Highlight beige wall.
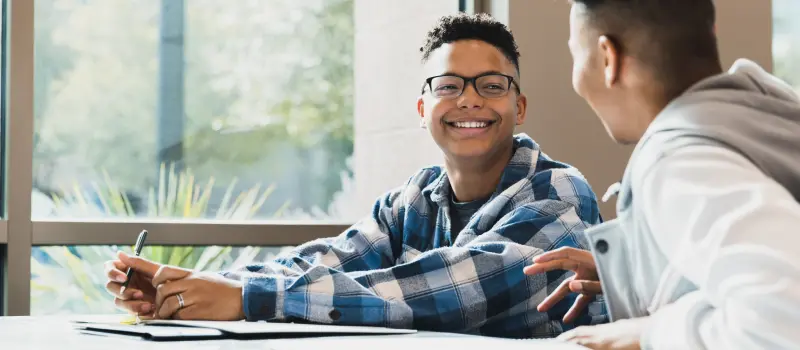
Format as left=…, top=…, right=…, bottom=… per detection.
left=352, top=0, right=773, bottom=219
left=495, top=0, right=773, bottom=218
left=716, top=0, right=773, bottom=70
left=353, top=0, right=458, bottom=211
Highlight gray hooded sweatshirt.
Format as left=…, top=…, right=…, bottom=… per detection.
left=586, top=59, right=800, bottom=349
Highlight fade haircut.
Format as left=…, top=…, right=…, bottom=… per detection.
left=571, top=0, right=721, bottom=96
left=420, top=13, right=521, bottom=74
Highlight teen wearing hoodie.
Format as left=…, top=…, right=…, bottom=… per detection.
left=525, top=1, right=800, bottom=349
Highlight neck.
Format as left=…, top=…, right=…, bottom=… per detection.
left=632, top=64, right=724, bottom=141
left=445, top=139, right=514, bottom=202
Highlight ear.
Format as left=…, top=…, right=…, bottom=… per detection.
left=598, top=35, right=621, bottom=88
left=515, top=93, right=528, bottom=125
left=417, top=95, right=427, bottom=128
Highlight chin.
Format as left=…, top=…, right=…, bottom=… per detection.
left=443, top=141, right=495, bottom=159
left=598, top=116, right=636, bottom=145
left=605, top=127, right=639, bottom=145
left=445, top=147, right=491, bottom=159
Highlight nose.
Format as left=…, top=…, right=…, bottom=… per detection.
left=456, top=83, right=484, bottom=110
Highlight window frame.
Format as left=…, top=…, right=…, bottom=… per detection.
left=0, top=0, right=350, bottom=316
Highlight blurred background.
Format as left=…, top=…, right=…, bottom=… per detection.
left=0, top=0, right=795, bottom=315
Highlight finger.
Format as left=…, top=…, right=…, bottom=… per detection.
left=151, top=265, right=192, bottom=287
left=532, top=247, right=582, bottom=263
left=117, top=251, right=161, bottom=278
left=114, top=297, right=154, bottom=315
left=556, top=328, right=581, bottom=341
left=570, top=280, right=603, bottom=295
left=157, top=292, right=192, bottom=319
left=563, top=293, right=593, bottom=324
left=105, top=280, right=122, bottom=297
left=105, top=280, right=144, bottom=300
left=523, top=259, right=581, bottom=275
left=556, top=326, right=591, bottom=342
left=154, top=280, right=190, bottom=314
left=171, top=305, right=198, bottom=321
left=104, top=260, right=129, bottom=283
left=533, top=247, right=594, bottom=265
left=571, top=337, right=601, bottom=349
left=537, top=276, right=574, bottom=312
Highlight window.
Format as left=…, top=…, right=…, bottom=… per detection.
left=32, top=0, right=359, bottom=222
left=773, top=0, right=800, bottom=93
left=30, top=0, right=357, bottom=315
left=30, top=245, right=291, bottom=315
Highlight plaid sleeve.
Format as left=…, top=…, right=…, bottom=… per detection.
left=241, top=194, right=602, bottom=338
left=221, top=189, right=403, bottom=280
left=464, top=199, right=608, bottom=336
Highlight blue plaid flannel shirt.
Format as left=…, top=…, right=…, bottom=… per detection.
left=222, top=133, right=607, bottom=338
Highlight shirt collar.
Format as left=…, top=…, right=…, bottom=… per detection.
left=425, top=133, right=541, bottom=205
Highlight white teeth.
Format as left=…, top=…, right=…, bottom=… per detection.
left=453, top=121, right=489, bottom=128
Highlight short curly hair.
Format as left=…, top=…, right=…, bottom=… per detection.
left=420, top=13, right=520, bottom=74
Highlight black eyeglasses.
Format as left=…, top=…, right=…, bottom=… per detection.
left=421, top=73, right=520, bottom=99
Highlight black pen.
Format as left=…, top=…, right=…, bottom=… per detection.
left=121, top=229, right=148, bottom=290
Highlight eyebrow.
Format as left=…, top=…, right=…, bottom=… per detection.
left=439, top=70, right=508, bottom=77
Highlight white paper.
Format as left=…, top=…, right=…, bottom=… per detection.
left=268, top=336, right=589, bottom=350
left=142, top=319, right=418, bottom=335
left=70, top=314, right=134, bottom=324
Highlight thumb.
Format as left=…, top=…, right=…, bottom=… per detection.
left=569, top=280, right=603, bottom=294
left=118, top=251, right=161, bottom=278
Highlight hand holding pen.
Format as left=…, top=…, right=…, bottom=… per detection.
left=103, top=230, right=161, bottom=317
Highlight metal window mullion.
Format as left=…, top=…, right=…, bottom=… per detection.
left=4, top=0, right=34, bottom=316
left=459, top=0, right=489, bottom=14
left=31, top=221, right=349, bottom=246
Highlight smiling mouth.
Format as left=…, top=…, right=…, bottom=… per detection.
left=445, top=120, right=497, bottom=128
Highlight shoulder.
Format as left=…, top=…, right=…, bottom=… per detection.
left=374, top=165, right=444, bottom=211
left=537, top=167, right=599, bottom=222
left=406, top=165, right=445, bottom=189
left=512, top=133, right=596, bottom=198
left=504, top=150, right=600, bottom=224
left=641, top=145, right=764, bottom=193
left=527, top=149, right=598, bottom=203
left=630, top=131, right=734, bottom=191
left=508, top=133, right=594, bottom=198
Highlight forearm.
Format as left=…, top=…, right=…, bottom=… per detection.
left=220, top=218, right=396, bottom=280
left=642, top=287, right=800, bottom=350
left=241, top=242, right=585, bottom=337
left=240, top=265, right=414, bottom=327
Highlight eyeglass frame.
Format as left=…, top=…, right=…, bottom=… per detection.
left=420, top=72, right=522, bottom=98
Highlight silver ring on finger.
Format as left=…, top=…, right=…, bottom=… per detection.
left=176, top=293, right=185, bottom=309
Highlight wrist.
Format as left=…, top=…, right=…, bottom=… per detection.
left=236, top=284, right=246, bottom=320
left=241, top=277, right=280, bottom=321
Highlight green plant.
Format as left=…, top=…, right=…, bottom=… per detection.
left=31, top=163, right=293, bottom=315
left=49, top=163, right=291, bottom=219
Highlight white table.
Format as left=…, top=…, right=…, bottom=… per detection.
left=0, top=316, right=587, bottom=350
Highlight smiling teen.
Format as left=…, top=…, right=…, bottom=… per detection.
left=104, top=13, right=605, bottom=338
